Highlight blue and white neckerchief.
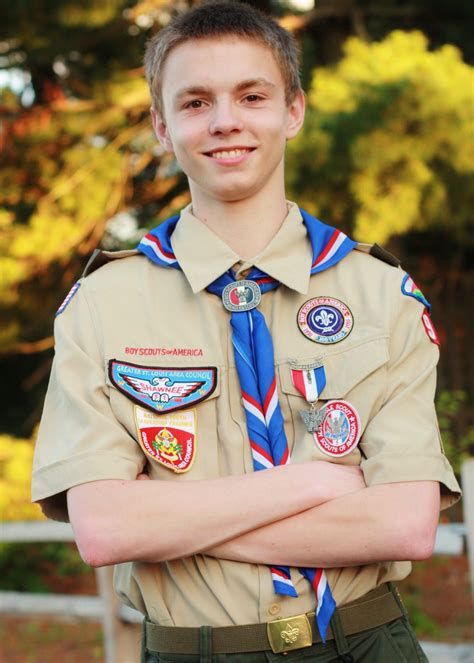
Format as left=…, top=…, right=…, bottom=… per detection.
left=137, top=208, right=356, bottom=641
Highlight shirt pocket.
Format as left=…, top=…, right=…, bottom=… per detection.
left=106, top=361, right=222, bottom=480
left=277, top=337, right=389, bottom=464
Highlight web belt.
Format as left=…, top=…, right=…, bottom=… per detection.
left=144, top=582, right=406, bottom=656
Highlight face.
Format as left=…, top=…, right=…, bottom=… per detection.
left=152, top=37, right=305, bottom=208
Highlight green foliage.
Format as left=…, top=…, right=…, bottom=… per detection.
left=0, top=542, right=89, bottom=592
left=436, top=390, right=474, bottom=474
left=286, top=31, right=474, bottom=244
left=402, top=587, right=441, bottom=638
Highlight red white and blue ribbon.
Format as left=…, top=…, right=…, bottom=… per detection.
left=137, top=209, right=355, bottom=641
left=291, top=363, right=326, bottom=404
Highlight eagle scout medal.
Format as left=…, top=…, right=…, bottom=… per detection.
left=109, top=360, right=217, bottom=414
left=313, top=400, right=361, bottom=458
left=297, top=297, right=353, bottom=344
left=301, top=407, right=325, bottom=434
left=134, top=406, right=196, bottom=472
left=222, top=280, right=261, bottom=312
left=289, top=359, right=327, bottom=433
left=421, top=309, right=440, bottom=346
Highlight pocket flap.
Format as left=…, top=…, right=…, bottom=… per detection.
left=279, top=337, right=388, bottom=399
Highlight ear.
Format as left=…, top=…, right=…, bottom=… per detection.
left=285, top=89, right=306, bottom=140
left=150, top=107, right=174, bottom=153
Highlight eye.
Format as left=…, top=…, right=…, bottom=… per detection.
left=244, top=94, right=263, bottom=103
left=184, top=99, right=204, bottom=109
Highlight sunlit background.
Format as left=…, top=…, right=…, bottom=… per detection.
left=1, top=1, right=473, bottom=660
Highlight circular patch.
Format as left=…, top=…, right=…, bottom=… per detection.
left=313, top=400, right=361, bottom=457
left=297, top=297, right=353, bottom=344
left=222, top=280, right=261, bottom=312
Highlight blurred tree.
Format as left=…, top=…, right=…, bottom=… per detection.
left=286, top=30, right=474, bottom=244
left=0, top=1, right=189, bottom=433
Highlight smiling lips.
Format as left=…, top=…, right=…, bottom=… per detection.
left=205, top=147, right=255, bottom=160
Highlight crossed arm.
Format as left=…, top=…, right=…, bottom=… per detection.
left=66, top=461, right=439, bottom=568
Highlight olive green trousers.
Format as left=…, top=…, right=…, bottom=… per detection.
left=141, top=616, right=428, bottom=663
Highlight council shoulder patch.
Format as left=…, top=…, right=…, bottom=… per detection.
left=313, top=400, right=361, bottom=458
left=297, top=297, right=353, bottom=344
left=401, top=273, right=431, bottom=311
left=56, top=281, right=80, bottom=317
left=109, top=360, right=217, bottom=414
left=134, top=406, right=196, bottom=473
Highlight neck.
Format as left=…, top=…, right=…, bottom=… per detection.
left=189, top=187, right=289, bottom=261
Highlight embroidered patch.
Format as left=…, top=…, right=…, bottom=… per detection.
left=135, top=406, right=196, bottom=472
left=313, top=400, right=361, bottom=458
left=222, top=280, right=261, bottom=312
left=401, top=274, right=431, bottom=311
left=421, top=309, right=440, bottom=346
left=297, top=297, right=353, bottom=344
left=56, top=281, right=80, bottom=316
left=109, top=360, right=217, bottom=414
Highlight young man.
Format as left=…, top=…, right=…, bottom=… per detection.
left=32, top=2, right=460, bottom=661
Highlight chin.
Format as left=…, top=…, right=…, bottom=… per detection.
left=205, top=180, right=266, bottom=203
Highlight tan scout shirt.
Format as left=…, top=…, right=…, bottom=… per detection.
left=32, top=202, right=460, bottom=627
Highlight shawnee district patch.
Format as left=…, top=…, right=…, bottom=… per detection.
left=134, top=406, right=196, bottom=472
left=109, top=360, right=217, bottom=414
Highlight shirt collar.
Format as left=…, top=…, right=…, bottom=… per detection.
left=171, top=202, right=312, bottom=294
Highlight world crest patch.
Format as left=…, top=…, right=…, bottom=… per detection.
left=109, top=360, right=217, bottom=414
left=297, top=296, right=353, bottom=344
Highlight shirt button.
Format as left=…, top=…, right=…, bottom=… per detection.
left=268, top=603, right=280, bottom=616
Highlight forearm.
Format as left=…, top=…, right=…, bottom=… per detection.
left=206, top=481, right=440, bottom=567
left=68, top=461, right=362, bottom=566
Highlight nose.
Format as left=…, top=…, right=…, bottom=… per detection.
left=208, top=98, right=244, bottom=135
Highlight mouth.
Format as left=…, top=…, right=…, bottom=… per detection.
left=204, top=147, right=256, bottom=159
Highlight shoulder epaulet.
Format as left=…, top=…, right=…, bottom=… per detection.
left=355, top=242, right=400, bottom=267
left=82, top=248, right=140, bottom=278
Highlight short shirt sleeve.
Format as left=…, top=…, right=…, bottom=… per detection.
left=360, top=270, right=461, bottom=510
left=31, top=278, right=145, bottom=521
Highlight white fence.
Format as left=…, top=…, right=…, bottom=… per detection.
left=1, top=459, right=473, bottom=662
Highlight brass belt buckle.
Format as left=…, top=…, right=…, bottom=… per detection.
left=267, top=613, right=313, bottom=654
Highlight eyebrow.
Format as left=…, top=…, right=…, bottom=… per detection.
left=173, top=78, right=277, bottom=103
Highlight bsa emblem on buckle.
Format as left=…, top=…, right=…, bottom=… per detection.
left=109, top=360, right=217, bottom=414
left=313, top=400, right=361, bottom=457
left=267, top=614, right=313, bottom=654
left=134, top=406, right=196, bottom=473
left=222, top=280, right=261, bottom=312
left=297, top=297, right=353, bottom=344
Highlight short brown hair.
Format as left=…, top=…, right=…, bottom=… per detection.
left=144, top=0, right=301, bottom=113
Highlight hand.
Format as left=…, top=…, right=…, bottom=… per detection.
left=137, top=472, right=151, bottom=481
